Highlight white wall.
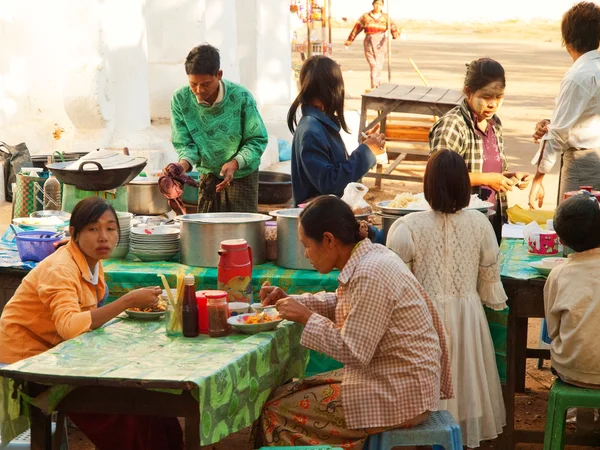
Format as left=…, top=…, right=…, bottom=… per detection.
left=331, top=0, right=576, bottom=22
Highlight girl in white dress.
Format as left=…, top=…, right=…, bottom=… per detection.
left=386, top=149, right=506, bottom=448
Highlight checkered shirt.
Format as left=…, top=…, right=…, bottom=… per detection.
left=295, top=240, right=453, bottom=430
left=429, top=99, right=508, bottom=215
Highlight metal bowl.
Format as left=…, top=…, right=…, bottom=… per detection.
left=258, top=171, right=292, bottom=204
left=47, top=159, right=147, bottom=191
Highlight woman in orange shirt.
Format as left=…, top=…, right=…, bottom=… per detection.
left=0, top=197, right=183, bottom=450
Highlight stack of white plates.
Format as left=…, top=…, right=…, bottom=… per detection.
left=110, top=212, right=133, bottom=259
left=129, top=225, right=180, bottom=262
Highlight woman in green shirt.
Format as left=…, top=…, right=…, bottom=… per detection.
left=170, top=44, right=268, bottom=213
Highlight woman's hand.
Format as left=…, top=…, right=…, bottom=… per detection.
left=363, top=132, right=386, bottom=156
left=345, top=40, right=352, bottom=46
left=483, top=172, right=516, bottom=193
left=503, top=172, right=532, bottom=190
left=275, top=297, right=313, bottom=325
left=533, top=119, right=550, bottom=144
left=260, top=281, right=288, bottom=306
left=125, top=286, right=162, bottom=310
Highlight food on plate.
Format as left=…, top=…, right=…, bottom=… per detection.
left=128, top=303, right=166, bottom=313
left=386, top=193, right=489, bottom=210
left=244, top=312, right=280, bottom=324
left=388, top=192, right=419, bottom=209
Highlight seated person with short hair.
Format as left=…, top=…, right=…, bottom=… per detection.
left=545, top=192, right=600, bottom=388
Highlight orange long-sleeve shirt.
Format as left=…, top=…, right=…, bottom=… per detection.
left=0, top=241, right=105, bottom=364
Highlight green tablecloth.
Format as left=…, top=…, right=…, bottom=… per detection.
left=499, top=238, right=548, bottom=280
left=0, top=317, right=307, bottom=446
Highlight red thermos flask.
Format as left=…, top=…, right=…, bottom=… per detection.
left=217, top=239, right=253, bottom=304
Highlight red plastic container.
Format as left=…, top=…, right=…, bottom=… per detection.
left=195, top=291, right=209, bottom=335
left=217, top=239, right=253, bottom=304
left=563, top=186, right=600, bottom=201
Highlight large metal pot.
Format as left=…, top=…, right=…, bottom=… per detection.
left=380, top=213, right=402, bottom=243
left=270, top=208, right=315, bottom=271
left=127, top=179, right=170, bottom=215
left=178, top=213, right=271, bottom=267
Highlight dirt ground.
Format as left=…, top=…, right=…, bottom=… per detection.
left=1, top=19, right=591, bottom=450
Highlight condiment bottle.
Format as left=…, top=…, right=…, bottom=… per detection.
left=182, top=275, right=198, bottom=337
left=207, top=291, right=230, bottom=337
left=196, top=291, right=209, bottom=335
left=43, top=156, right=61, bottom=210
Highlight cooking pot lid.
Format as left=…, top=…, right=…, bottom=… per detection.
left=64, top=149, right=141, bottom=171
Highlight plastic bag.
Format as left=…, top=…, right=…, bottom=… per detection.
left=341, top=182, right=372, bottom=215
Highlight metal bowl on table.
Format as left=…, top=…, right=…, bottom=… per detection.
left=47, top=159, right=147, bottom=191
left=258, top=171, right=292, bottom=205
left=178, top=213, right=271, bottom=267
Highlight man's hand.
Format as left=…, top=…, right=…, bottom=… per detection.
left=528, top=173, right=546, bottom=209
left=175, top=160, right=191, bottom=173
left=504, top=172, right=533, bottom=190
left=216, top=159, right=239, bottom=192
left=275, top=297, right=313, bottom=325
left=533, top=119, right=550, bottom=144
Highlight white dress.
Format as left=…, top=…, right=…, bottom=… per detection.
left=386, top=210, right=506, bottom=448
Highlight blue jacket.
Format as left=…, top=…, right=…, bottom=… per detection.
left=291, top=105, right=377, bottom=205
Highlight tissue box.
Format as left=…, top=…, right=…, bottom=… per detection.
left=527, top=231, right=559, bottom=255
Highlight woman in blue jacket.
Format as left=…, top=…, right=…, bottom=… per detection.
left=287, top=55, right=386, bottom=206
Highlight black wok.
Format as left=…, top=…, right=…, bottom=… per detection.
left=46, top=159, right=147, bottom=191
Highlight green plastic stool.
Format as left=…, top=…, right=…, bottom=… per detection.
left=543, top=378, right=600, bottom=449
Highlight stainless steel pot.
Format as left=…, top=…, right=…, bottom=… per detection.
left=380, top=213, right=403, bottom=243
left=270, top=208, right=315, bottom=271
left=178, top=213, right=271, bottom=267
left=127, top=179, right=170, bottom=215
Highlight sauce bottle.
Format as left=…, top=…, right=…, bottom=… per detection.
left=182, top=275, right=198, bottom=337
left=207, top=291, right=229, bottom=337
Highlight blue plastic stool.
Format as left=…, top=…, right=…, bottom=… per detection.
left=364, top=410, right=462, bottom=450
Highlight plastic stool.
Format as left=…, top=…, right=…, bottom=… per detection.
left=0, top=422, right=68, bottom=450
left=364, top=410, right=462, bottom=450
left=544, top=379, right=600, bottom=450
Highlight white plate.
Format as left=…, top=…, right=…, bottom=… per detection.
left=377, top=200, right=494, bottom=214
left=227, top=313, right=283, bottom=334
left=131, top=226, right=180, bottom=236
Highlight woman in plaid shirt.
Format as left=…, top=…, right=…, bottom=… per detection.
left=429, top=58, right=532, bottom=242
left=258, top=196, right=452, bottom=449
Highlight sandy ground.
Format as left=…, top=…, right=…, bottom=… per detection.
left=0, top=20, right=588, bottom=449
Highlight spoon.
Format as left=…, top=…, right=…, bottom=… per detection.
left=9, top=224, right=19, bottom=236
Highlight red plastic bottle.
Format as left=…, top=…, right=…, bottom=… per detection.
left=195, top=291, right=209, bottom=335
left=217, top=239, right=253, bottom=304
left=182, top=275, right=198, bottom=337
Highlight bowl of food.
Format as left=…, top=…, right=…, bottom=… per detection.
left=125, top=304, right=166, bottom=321
left=227, top=312, right=283, bottom=334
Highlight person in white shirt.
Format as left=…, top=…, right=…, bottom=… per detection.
left=529, top=1, right=600, bottom=207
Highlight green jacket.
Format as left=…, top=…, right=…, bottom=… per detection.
left=170, top=79, right=268, bottom=178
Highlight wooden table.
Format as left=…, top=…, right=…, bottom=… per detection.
left=358, top=83, right=463, bottom=187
